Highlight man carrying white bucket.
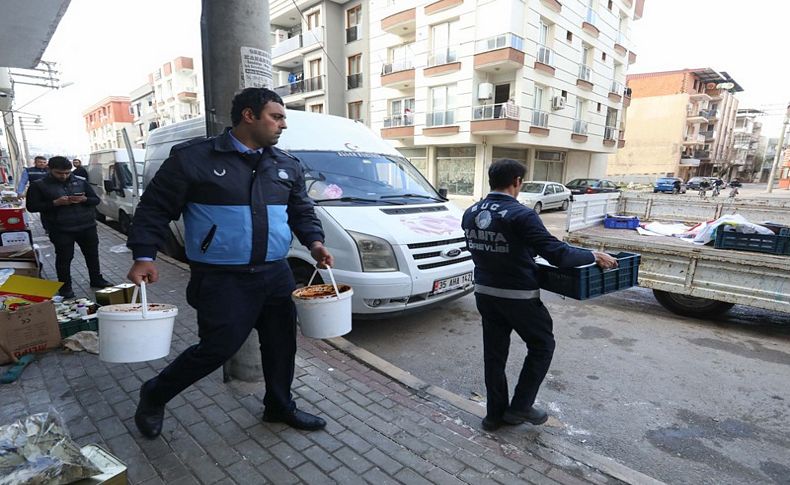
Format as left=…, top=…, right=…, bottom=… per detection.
left=126, top=88, right=333, bottom=439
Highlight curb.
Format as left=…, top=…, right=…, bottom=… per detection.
left=327, top=336, right=665, bottom=485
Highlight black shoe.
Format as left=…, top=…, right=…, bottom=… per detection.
left=481, top=416, right=503, bottom=431
left=58, top=286, right=75, bottom=299
left=90, top=277, right=113, bottom=288
left=135, top=381, right=165, bottom=439
left=262, top=408, right=326, bottom=431
left=503, top=406, right=549, bottom=426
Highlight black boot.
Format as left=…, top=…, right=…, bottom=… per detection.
left=89, top=275, right=113, bottom=288
left=58, top=285, right=75, bottom=299
left=135, top=381, right=165, bottom=439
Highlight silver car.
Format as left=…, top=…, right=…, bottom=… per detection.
left=516, top=181, right=572, bottom=214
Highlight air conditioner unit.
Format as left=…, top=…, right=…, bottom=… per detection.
left=477, top=83, right=494, bottom=100
left=551, top=96, right=565, bottom=110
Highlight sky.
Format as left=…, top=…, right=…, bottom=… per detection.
left=12, top=0, right=790, bottom=155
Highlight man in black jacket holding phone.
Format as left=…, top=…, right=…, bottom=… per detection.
left=26, top=156, right=112, bottom=298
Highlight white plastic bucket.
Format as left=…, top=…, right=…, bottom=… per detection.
left=98, top=282, right=178, bottom=363
left=292, top=267, right=352, bottom=339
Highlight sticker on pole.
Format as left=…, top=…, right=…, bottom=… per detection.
left=239, top=46, right=272, bottom=89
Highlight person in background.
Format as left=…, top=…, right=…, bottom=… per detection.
left=462, top=159, right=618, bottom=431
left=16, top=156, right=49, bottom=197
left=25, top=156, right=113, bottom=298
left=71, top=159, right=88, bottom=179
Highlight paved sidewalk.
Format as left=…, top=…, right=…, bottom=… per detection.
left=0, top=221, right=654, bottom=484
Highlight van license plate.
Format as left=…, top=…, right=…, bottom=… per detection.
left=432, top=272, right=473, bottom=294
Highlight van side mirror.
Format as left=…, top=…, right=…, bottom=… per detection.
left=438, top=188, right=448, bottom=199
left=103, top=180, right=116, bottom=192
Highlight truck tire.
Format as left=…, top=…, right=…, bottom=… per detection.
left=533, top=202, right=542, bottom=214
left=290, top=261, right=322, bottom=288
left=652, top=290, right=734, bottom=317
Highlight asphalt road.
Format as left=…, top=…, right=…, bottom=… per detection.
left=345, top=209, right=790, bottom=485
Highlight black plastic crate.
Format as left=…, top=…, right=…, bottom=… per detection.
left=714, top=229, right=790, bottom=255
left=536, top=251, right=641, bottom=300
left=59, top=317, right=98, bottom=339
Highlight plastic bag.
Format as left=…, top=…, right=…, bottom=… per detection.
left=0, top=409, right=101, bottom=485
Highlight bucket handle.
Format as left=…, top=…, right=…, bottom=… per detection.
left=130, top=281, right=150, bottom=319
left=307, top=265, right=341, bottom=298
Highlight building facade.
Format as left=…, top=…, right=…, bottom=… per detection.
left=129, top=83, right=156, bottom=149
left=609, top=68, right=743, bottom=182
left=82, top=96, right=134, bottom=152
left=731, top=108, right=762, bottom=182
left=147, top=56, right=202, bottom=128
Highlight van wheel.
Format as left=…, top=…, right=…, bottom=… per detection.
left=533, top=202, right=542, bottom=214
left=561, top=199, right=569, bottom=211
left=163, top=230, right=187, bottom=262
left=118, top=211, right=132, bottom=235
left=652, top=290, right=734, bottom=318
left=95, top=209, right=106, bottom=223
left=290, top=261, right=322, bottom=288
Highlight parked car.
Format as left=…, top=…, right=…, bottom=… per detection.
left=686, top=176, right=722, bottom=190
left=565, top=178, right=621, bottom=195
left=654, top=177, right=687, bottom=194
left=517, top=181, right=572, bottom=214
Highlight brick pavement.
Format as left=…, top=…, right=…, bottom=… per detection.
left=0, top=220, right=636, bottom=484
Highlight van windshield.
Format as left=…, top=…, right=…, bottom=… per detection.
left=295, top=151, right=441, bottom=205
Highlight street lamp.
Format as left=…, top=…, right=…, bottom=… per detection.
left=17, top=115, right=45, bottom=166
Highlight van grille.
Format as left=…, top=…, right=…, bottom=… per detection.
left=381, top=206, right=448, bottom=215
left=407, top=237, right=466, bottom=249
left=418, top=256, right=472, bottom=270
left=412, top=247, right=469, bottom=260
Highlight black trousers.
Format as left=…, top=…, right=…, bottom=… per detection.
left=48, top=227, right=102, bottom=286
left=475, top=293, right=556, bottom=420
left=145, top=260, right=298, bottom=414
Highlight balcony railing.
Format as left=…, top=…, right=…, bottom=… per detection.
left=699, top=109, right=716, bottom=118
left=383, top=114, right=415, bottom=128
left=347, top=72, right=363, bottom=89
left=303, top=27, right=323, bottom=49
left=573, top=119, right=588, bottom=135
left=272, top=35, right=301, bottom=58
left=475, top=33, right=525, bottom=54
left=610, top=80, right=624, bottom=95
left=304, top=75, right=324, bottom=92
left=381, top=58, right=414, bottom=74
left=694, top=150, right=710, bottom=159
left=427, top=47, right=458, bottom=67
left=536, top=44, right=554, bottom=66
left=685, top=134, right=705, bottom=143
left=426, top=109, right=456, bottom=127
left=531, top=109, right=549, bottom=128
left=578, top=64, right=592, bottom=82
left=274, top=76, right=324, bottom=96
left=472, top=103, right=519, bottom=121
left=604, top=125, right=618, bottom=140
left=701, top=130, right=716, bottom=139
left=585, top=8, right=598, bottom=26
left=346, top=24, right=361, bottom=43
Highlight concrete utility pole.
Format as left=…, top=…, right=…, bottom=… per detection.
left=766, top=103, right=790, bottom=194
left=201, top=0, right=273, bottom=381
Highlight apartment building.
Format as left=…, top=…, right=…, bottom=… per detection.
left=732, top=108, right=762, bottom=182
left=129, top=83, right=156, bottom=149
left=269, top=0, right=367, bottom=118
left=147, top=56, right=202, bottom=128
left=367, top=0, right=643, bottom=203
left=82, top=96, right=134, bottom=152
left=609, top=68, right=743, bottom=182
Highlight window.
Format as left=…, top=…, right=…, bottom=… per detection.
left=397, top=148, right=428, bottom=176
left=346, top=5, right=362, bottom=42
left=307, top=58, right=323, bottom=90
left=601, top=52, right=607, bottom=61
left=428, top=85, right=457, bottom=126
left=429, top=21, right=459, bottom=66
left=539, top=19, right=550, bottom=46
left=348, top=101, right=362, bottom=121
left=597, top=102, right=602, bottom=112
left=534, top=85, right=545, bottom=110
left=310, top=104, right=323, bottom=114
left=576, top=97, right=586, bottom=120
left=387, top=98, right=415, bottom=127
left=307, top=10, right=320, bottom=30
left=607, top=0, right=613, bottom=10
left=347, top=54, right=362, bottom=89
left=385, top=43, right=414, bottom=73
left=533, top=151, right=566, bottom=182
left=437, top=147, right=476, bottom=196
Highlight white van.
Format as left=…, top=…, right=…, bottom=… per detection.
left=87, top=148, right=145, bottom=234
left=143, top=111, right=473, bottom=318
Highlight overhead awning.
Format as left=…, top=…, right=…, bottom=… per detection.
left=0, top=0, right=71, bottom=68
left=679, top=158, right=701, bottom=167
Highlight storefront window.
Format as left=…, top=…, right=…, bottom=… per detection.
left=437, top=146, right=476, bottom=195
left=533, top=150, right=565, bottom=182
left=397, top=147, right=428, bottom=177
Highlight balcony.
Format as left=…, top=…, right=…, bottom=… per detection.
left=302, top=27, right=323, bottom=51
left=470, top=103, right=519, bottom=134
left=177, top=91, right=198, bottom=102
left=603, top=125, right=618, bottom=147
left=582, top=9, right=600, bottom=37
left=572, top=119, right=588, bottom=142
left=381, top=114, right=415, bottom=139
left=683, top=134, right=706, bottom=145
left=614, top=32, right=627, bottom=56
left=347, top=72, right=363, bottom=90
left=272, top=35, right=302, bottom=59
left=609, top=81, right=624, bottom=102
left=423, top=109, right=459, bottom=136
left=346, top=24, right=361, bottom=43
left=540, top=0, right=562, bottom=12
left=689, top=91, right=712, bottom=102
left=425, top=47, right=461, bottom=76
left=381, top=8, right=416, bottom=35
left=424, top=0, right=463, bottom=15
left=706, top=109, right=719, bottom=121
left=577, top=64, right=593, bottom=90
left=694, top=150, right=711, bottom=160
left=534, top=44, right=555, bottom=76
left=623, top=87, right=632, bottom=107
left=474, top=33, right=525, bottom=72
left=529, top=109, right=550, bottom=136
left=686, top=109, right=708, bottom=124
left=381, top=59, right=415, bottom=88
left=273, top=75, right=325, bottom=99
left=701, top=130, right=716, bottom=140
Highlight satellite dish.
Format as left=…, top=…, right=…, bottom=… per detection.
left=716, top=82, right=734, bottom=90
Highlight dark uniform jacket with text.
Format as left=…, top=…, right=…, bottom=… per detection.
left=26, top=174, right=100, bottom=232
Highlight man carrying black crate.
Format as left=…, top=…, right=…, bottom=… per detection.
left=462, top=159, right=618, bottom=431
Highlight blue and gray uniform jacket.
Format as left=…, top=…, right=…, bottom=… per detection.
left=462, top=192, right=594, bottom=299
left=126, top=128, right=324, bottom=271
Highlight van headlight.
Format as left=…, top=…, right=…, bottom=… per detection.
left=348, top=231, right=398, bottom=272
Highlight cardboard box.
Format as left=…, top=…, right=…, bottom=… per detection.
left=0, top=274, right=62, bottom=302
left=0, top=260, right=39, bottom=278
left=75, top=445, right=128, bottom=485
left=0, top=300, right=60, bottom=365
left=0, top=229, right=32, bottom=246
left=113, top=283, right=136, bottom=303
left=0, top=208, right=26, bottom=231
left=95, top=287, right=126, bottom=306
